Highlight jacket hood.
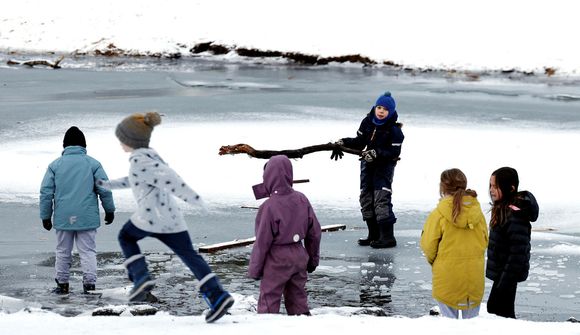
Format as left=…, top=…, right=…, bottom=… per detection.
left=513, top=191, right=539, bottom=222
left=252, top=155, right=293, bottom=200
left=62, top=145, right=87, bottom=156
left=437, top=195, right=483, bottom=229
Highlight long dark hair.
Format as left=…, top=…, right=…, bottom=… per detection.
left=490, top=167, right=519, bottom=228
left=440, top=168, right=477, bottom=223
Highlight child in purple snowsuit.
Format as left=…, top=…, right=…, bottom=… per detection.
left=248, top=155, right=322, bottom=315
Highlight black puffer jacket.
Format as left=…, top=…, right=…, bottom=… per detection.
left=486, top=191, right=539, bottom=284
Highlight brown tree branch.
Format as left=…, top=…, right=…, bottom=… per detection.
left=218, top=143, right=361, bottom=159
left=7, top=55, right=64, bottom=69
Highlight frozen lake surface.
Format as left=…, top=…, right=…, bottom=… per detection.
left=0, top=56, right=579, bottom=321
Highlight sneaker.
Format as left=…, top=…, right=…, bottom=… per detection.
left=83, top=283, right=96, bottom=294
left=52, top=279, right=69, bottom=295
left=203, top=291, right=234, bottom=323
left=128, top=276, right=156, bottom=302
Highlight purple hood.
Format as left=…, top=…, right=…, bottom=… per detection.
left=252, top=155, right=294, bottom=200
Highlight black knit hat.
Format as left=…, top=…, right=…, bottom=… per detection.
left=115, top=112, right=162, bottom=149
left=63, top=126, right=86, bottom=148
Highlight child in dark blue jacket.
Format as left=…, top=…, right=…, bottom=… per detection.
left=331, top=92, right=404, bottom=248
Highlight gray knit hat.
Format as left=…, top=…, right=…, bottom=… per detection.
left=115, top=112, right=162, bottom=149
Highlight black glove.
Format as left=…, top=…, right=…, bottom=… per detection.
left=361, top=149, right=377, bottom=162
left=104, top=212, right=114, bottom=225
left=330, top=140, right=344, bottom=160
left=307, top=264, right=316, bottom=273
left=330, top=148, right=344, bottom=160
left=42, top=219, right=52, bottom=231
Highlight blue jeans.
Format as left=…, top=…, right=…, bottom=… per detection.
left=118, top=220, right=220, bottom=293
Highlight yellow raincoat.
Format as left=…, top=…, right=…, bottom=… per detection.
left=420, top=195, right=488, bottom=310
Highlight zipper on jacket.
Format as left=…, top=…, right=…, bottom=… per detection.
left=369, top=127, right=377, bottom=143
left=364, top=127, right=377, bottom=152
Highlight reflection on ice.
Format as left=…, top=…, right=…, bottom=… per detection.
left=360, top=253, right=395, bottom=312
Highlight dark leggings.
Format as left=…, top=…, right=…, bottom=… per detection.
left=118, top=220, right=219, bottom=293
left=487, top=280, right=517, bottom=318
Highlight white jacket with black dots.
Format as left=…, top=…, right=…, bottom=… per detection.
left=99, top=148, right=204, bottom=234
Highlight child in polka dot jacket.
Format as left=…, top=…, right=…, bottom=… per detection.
left=97, top=111, right=233, bottom=323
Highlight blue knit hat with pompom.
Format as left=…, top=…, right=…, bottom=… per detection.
left=375, top=91, right=396, bottom=113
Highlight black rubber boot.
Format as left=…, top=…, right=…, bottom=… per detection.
left=370, top=220, right=396, bottom=249
left=83, top=283, right=96, bottom=294
left=52, top=279, right=69, bottom=294
left=358, top=218, right=379, bottom=246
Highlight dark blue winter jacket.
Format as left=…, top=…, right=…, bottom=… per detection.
left=341, top=111, right=404, bottom=162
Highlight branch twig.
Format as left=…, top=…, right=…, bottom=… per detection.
left=7, top=55, right=64, bottom=69
left=218, top=143, right=361, bottom=159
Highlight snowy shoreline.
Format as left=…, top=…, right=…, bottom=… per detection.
left=2, top=0, right=579, bottom=78
left=2, top=49, right=578, bottom=85
left=2, top=293, right=580, bottom=335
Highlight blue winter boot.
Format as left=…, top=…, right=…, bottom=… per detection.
left=124, top=254, right=155, bottom=302
left=202, top=289, right=235, bottom=323
left=128, top=275, right=156, bottom=302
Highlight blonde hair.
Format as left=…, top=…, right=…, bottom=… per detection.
left=439, top=168, right=477, bottom=222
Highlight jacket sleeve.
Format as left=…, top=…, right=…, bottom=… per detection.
left=501, top=217, right=531, bottom=283
left=341, top=119, right=368, bottom=150
left=375, top=125, right=404, bottom=160
left=98, top=177, right=130, bottom=190
left=420, top=209, right=442, bottom=265
left=305, top=204, right=322, bottom=269
left=93, top=162, right=116, bottom=213
left=482, top=214, right=489, bottom=246
left=138, top=161, right=205, bottom=207
left=248, top=205, right=274, bottom=279
left=39, top=166, right=55, bottom=220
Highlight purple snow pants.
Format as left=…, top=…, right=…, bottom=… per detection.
left=258, top=243, right=310, bottom=315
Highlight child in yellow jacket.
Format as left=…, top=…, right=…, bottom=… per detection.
left=420, top=168, right=488, bottom=319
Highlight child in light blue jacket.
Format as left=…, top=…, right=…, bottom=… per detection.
left=40, top=126, right=115, bottom=294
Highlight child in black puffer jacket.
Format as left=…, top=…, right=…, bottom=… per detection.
left=486, top=167, right=539, bottom=319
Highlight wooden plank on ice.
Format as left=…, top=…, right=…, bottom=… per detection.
left=321, top=223, right=346, bottom=232
left=199, top=237, right=256, bottom=253
left=198, top=224, right=347, bottom=253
